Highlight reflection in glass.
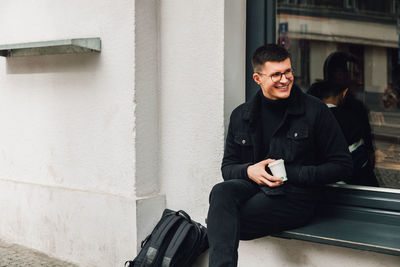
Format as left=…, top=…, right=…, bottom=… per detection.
left=308, top=78, right=379, bottom=187
left=277, top=0, right=400, bottom=189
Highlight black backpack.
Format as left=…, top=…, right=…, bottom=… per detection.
left=125, top=209, right=208, bottom=267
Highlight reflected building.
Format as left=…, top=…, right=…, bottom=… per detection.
left=277, top=0, right=400, bottom=189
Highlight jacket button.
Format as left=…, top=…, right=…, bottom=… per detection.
left=242, top=140, right=246, bottom=144
left=294, top=132, right=298, bottom=137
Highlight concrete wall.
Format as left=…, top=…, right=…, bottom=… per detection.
left=224, top=0, right=247, bottom=132
left=158, top=0, right=225, bottom=221
left=364, top=46, right=388, bottom=93
left=309, top=41, right=337, bottom=83
left=0, top=1, right=138, bottom=266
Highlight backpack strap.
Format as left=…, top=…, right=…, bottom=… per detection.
left=161, top=222, right=193, bottom=267
left=176, top=210, right=191, bottom=222
left=142, top=214, right=183, bottom=266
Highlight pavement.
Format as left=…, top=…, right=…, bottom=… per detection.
left=0, top=240, right=77, bottom=267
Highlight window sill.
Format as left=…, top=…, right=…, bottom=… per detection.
left=274, top=184, right=400, bottom=256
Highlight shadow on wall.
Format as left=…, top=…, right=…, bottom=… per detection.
left=5, top=53, right=100, bottom=74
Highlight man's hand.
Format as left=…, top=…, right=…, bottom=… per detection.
left=247, top=159, right=284, bottom=187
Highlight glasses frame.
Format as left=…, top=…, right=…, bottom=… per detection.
left=257, top=69, right=294, bottom=83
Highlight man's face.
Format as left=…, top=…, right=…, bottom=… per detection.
left=253, top=58, right=293, bottom=100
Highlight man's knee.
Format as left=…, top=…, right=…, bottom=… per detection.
left=209, top=179, right=254, bottom=203
left=209, top=181, right=231, bottom=203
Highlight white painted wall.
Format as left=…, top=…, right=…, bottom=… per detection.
left=0, top=1, right=138, bottom=266
left=310, top=41, right=337, bottom=83
left=237, top=237, right=400, bottom=267
left=0, top=0, right=136, bottom=197
left=364, top=46, right=388, bottom=93
left=158, top=0, right=225, bottom=221
left=224, top=0, right=247, bottom=132
left=135, top=0, right=160, bottom=198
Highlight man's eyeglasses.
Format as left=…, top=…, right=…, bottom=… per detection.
left=257, top=69, right=294, bottom=83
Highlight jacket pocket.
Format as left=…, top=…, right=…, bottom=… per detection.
left=286, top=128, right=308, bottom=140
left=285, top=127, right=310, bottom=162
left=233, top=133, right=253, bottom=163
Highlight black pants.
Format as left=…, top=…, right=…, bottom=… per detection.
left=207, top=179, right=316, bottom=267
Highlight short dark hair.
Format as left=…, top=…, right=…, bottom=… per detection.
left=251, top=44, right=291, bottom=72
left=323, top=51, right=359, bottom=81
left=308, top=80, right=347, bottom=100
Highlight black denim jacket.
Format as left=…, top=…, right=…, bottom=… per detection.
left=221, top=85, right=353, bottom=194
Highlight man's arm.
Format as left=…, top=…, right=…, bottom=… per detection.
left=286, top=104, right=353, bottom=186
left=221, top=113, right=251, bottom=180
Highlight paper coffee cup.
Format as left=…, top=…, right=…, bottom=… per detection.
left=268, top=159, right=287, bottom=182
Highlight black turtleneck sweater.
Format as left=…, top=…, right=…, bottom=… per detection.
left=259, top=90, right=289, bottom=157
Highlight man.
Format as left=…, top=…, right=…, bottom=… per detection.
left=207, top=44, right=353, bottom=267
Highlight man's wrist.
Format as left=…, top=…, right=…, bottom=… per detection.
left=286, top=163, right=302, bottom=184
left=245, top=163, right=253, bottom=179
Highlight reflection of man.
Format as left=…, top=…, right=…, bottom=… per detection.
left=207, top=44, right=353, bottom=267
left=323, top=51, right=376, bottom=171
left=308, top=80, right=379, bottom=186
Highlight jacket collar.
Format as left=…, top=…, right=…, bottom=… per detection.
left=242, top=84, right=305, bottom=124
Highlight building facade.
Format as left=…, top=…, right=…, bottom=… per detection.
left=0, top=1, right=399, bottom=266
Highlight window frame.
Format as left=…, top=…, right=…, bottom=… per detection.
left=246, top=0, right=400, bottom=255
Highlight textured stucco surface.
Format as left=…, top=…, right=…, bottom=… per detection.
left=0, top=0, right=136, bottom=197
left=135, top=0, right=160, bottom=197
left=238, top=236, right=400, bottom=267
left=0, top=1, right=137, bottom=266
left=158, top=0, right=225, bottom=221
left=0, top=179, right=136, bottom=266
left=193, top=236, right=400, bottom=267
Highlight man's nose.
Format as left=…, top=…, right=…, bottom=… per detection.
left=280, top=74, right=289, bottom=83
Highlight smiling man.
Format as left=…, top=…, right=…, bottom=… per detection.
left=206, top=44, right=353, bottom=267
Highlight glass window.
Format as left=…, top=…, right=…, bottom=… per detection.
left=277, top=0, right=400, bottom=189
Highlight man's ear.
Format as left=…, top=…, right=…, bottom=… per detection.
left=253, top=73, right=261, bottom=85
